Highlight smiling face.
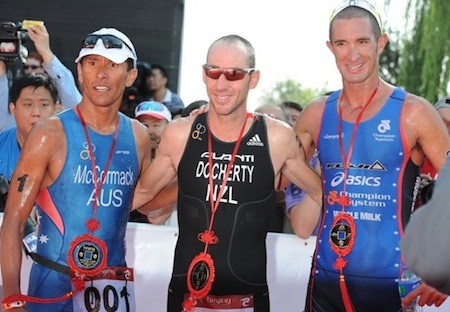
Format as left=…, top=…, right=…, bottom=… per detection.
left=77, top=55, right=137, bottom=108
left=203, top=41, right=260, bottom=117
left=327, top=15, right=387, bottom=85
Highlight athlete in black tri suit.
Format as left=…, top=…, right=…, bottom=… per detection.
left=133, top=34, right=323, bottom=312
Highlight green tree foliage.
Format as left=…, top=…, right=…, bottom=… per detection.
left=379, top=29, right=401, bottom=86
left=258, top=78, right=327, bottom=108
left=389, top=0, right=450, bottom=103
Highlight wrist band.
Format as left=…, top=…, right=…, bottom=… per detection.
left=2, top=300, right=26, bottom=310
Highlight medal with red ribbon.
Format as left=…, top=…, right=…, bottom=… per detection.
left=330, top=84, right=379, bottom=312
left=68, top=106, right=119, bottom=277
left=182, top=113, right=252, bottom=312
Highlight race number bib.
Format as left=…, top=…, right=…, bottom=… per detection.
left=72, top=267, right=135, bottom=312
left=185, top=294, right=254, bottom=312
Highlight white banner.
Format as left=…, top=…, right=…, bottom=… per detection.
left=0, top=218, right=448, bottom=311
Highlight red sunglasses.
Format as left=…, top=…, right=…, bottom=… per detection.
left=203, top=64, right=255, bottom=81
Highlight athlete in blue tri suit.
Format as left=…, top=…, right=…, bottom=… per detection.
left=294, top=1, right=450, bottom=311
left=0, top=28, right=153, bottom=312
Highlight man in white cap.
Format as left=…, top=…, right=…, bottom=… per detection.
left=1, top=28, right=152, bottom=312
left=134, top=100, right=172, bottom=159
left=130, top=100, right=176, bottom=225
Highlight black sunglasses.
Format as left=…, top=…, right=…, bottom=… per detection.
left=203, top=64, right=255, bottom=81
left=81, top=34, right=135, bottom=57
left=23, top=65, right=42, bottom=70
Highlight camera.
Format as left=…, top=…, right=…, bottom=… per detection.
left=0, top=21, right=28, bottom=63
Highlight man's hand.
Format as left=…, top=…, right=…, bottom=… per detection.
left=402, top=282, right=448, bottom=308
left=189, top=102, right=209, bottom=116
left=26, top=24, right=54, bottom=64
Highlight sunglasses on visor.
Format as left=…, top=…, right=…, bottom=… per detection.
left=136, top=102, right=165, bottom=112
left=203, top=64, right=255, bottom=81
left=81, top=34, right=135, bottom=57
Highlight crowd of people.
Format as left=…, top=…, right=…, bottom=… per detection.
left=1, top=0, right=450, bottom=311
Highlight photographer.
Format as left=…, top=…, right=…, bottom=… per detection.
left=0, top=21, right=81, bottom=131
left=0, top=61, right=15, bottom=131
left=26, top=23, right=81, bottom=110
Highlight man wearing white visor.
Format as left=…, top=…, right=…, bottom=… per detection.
left=1, top=28, right=153, bottom=312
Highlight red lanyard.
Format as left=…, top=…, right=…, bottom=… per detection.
left=76, top=105, right=119, bottom=233
left=337, top=86, right=379, bottom=210
left=198, top=113, right=252, bottom=251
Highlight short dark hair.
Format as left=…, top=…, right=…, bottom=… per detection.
left=10, top=73, right=59, bottom=105
left=280, top=101, right=303, bottom=113
left=329, top=6, right=382, bottom=41
left=150, top=64, right=168, bottom=78
left=209, top=34, right=256, bottom=68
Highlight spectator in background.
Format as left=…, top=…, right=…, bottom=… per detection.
left=23, top=51, right=45, bottom=75
left=255, top=103, right=288, bottom=121
left=129, top=100, right=176, bottom=224
left=134, top=61, right=153, bottom=101
left=135, top=100, right=172, bottom=159
left=120, top=60, right=152, bottom=117
left=146, top=63, right=185, bottom=114
left=0, top=73, right=58, bottom=180
left=280, top=100, right=303, bottom=127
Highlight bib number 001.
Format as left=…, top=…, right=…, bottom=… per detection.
left=84, top=285, right=131, bottom=312
left=73, top=277, right=136, bottom=312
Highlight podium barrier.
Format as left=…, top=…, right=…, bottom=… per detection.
left=0, top=217, right=448, bottom=311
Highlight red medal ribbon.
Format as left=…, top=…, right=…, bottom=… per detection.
left=76, top=105, right=119, bottom=234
